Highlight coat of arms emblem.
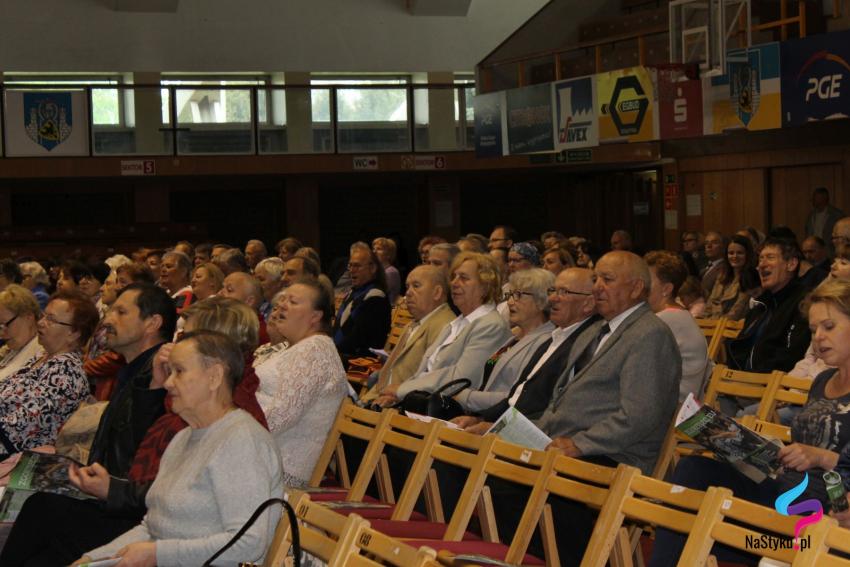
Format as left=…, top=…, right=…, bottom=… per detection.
left=729, top=52, right=761, bottom=126
left=23, top=93, right=73, bottom=151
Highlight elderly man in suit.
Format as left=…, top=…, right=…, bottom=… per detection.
left=530, top=251, right=680, bottom=566
left=364, top=265, right=455, bottom=404
left=377, top=252, right=511, bottom=404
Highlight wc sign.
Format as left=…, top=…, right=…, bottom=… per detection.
left=781, top=29, right=850, bottom=126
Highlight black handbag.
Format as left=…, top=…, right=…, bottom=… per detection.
left=400, top=378, right=472, bottom=421
left=203, top=497, right=300, bottom=567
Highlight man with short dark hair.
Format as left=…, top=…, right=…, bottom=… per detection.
left=244, top=239, right=268, bottom=271
left=488, top=225, right=516, bottom=253
left=806, top=187, right=844, bottom=250
left=0, top=258, right=23, bottom=291
left=800, top=235, right=830, bottom=289
left=281, top=256, right=320, bottom=288
left=609, top=230, right=633, bottom=251
left=727, top=237, right=811, bottom=373
left=701, top=231, right=725, bottom=292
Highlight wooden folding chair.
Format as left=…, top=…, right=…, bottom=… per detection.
left=581, top=468, right=733, bottom=567
left=678, top=493, right=807, bottom=566
left=756, top=372, right=812, bottom=423
left=384, top=303, right=414, bottom=353
left=341, top=523, right=440, bottom=567
left=403, top=439, right=557, bottom=565
left=263, top=491, right=364, bottom=567
left=309, top=401, right=395, bottom=494
left=737, top=414, right=792, bottom=443
left=703, top=364, right=781, bottom=411
left=697, top=317, right=726, bottom=362
left=322, top=412, right=444, bottom=520
left=793, top=518, right=850, bottom=566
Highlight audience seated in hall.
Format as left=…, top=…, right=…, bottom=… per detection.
left=645, top=251, right=711, bottom=402
left=417, top=234, right=446, bottom=265
left=253, top=257, right=285, bottom=321
left=726, top=237, right=811, bottom=375
left=275, top=236, right=303, bottom=262
left=192, top=242, right=213, bottom=267
left=332, top=242, right=391, bottom=362
left=18, top=261, right=50, bottom=310
left=702, top=234, right=760, bottom=320
left=677, top=275, right=706, bottom=318
left=0, top=285, right=44, bottom=383
left=700, top=230, right=726, bottom=293
left=541, top=245, right=575, bottom=276
left=453, top=268, right=555, bottom=414
left=362, top=265, right=454, bottom=404
left=214, top=247, right=250, bottom=276
left=373, top=237, right=401, bottom=305
left=244, top=238, right=268, bottom=271
left=650, top=277, right=850, bottom=567
left=255, top=280, right=348, bottom=487
left=0, top=292, right=99, bottom=460
left=219, top=271, right=270, bottom=344
left=800, top=234, right=831, bottom=289
left=0, top=258, right=23, bottom=292
left=190, top=262, right=224, bottom=301
left=378, top=251, right=511, bottom=404
left=158, top=251, right=194, bottom=314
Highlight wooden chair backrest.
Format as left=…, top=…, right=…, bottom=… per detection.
left=679, top=493, right=803, bottom=566
left=308, top=402, right=394, bottom=490
left=757, top=372, right=812, bottom=422
left=384, top=303, right=414, bottom=352
left=793, top=518, right=850, bottom=567
left=263, top=491, right=363, bottom=567
left=581, top=468, right=732, bottom=567
left=343, top=523, right=439, bottom=567
left=702, top=364, right=779, bottom=409
left=698, top=317, right=726, bottom=361
left=738, top=415, right=792, bottom=443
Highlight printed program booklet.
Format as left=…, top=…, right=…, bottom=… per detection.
left=675, top=393, right=784, bottom=483
left=0, top=451, right=94, bottom=521
left=486, top=407, right=552, bottom=450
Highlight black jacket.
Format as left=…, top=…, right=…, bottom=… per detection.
left=332, top=285, right=391, bottom=361
left=726, top=278, right=811, bottom=373
left=87, top=344, right=166, bottom=478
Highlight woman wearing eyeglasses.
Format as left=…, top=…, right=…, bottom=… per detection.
left=453, top=268, right=555, bottom=413
left=0, top=284, right=44, bottom=382
left=0, top=292, right=99, bottom=459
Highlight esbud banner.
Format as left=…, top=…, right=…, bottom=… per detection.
left=781, top=29, right=850, bottom=127
left=597, top=66, right=658, bottom=143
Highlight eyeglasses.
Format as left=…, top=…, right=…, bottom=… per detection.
left=547, top=287, right=593, bottom=298
left=503, top=290, right=535, bottom=302
left=40, top=313, right=74, bottom=327
left=0, top=314, right=18, bottom=332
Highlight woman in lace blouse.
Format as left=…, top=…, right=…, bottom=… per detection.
left=0, top=292, right=98, bottom=459
left=255, top=279, right=348, bottom=487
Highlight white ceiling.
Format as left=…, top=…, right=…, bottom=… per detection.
left=0, top=0, right=548, bottom=73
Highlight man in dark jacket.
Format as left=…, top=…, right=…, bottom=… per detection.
left=332, top=242, right=391, bottom=362
left=726, top=237, right=811, bottom=374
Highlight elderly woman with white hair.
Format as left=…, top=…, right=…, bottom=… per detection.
left=454, top=268, right=555, bottom=413
left=254, top=257, right=286, bottom=321
left=18, top=261, right=50, bottom=310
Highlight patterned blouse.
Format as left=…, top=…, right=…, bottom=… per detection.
left=0, top=351, right=90, bottom=457
left=791, top=368, right=850, bottom=450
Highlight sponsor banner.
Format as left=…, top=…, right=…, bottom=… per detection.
left=704, top=42, right=782, bottom=133
left=597, top=66, right=658, bottom=143
left=4, top=90, right=90, bottom=156
left=553, top=76, right=598, bottom=150
left=506, top=83, right=554, bottom=154
left=781, top=29, right=850, bottom=126
left=473, top=91, right=505, bottom=158
left=655, top=65, right=704, bottom=139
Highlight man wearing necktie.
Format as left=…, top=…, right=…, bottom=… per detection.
left=532, top=251, right=681, bottom=566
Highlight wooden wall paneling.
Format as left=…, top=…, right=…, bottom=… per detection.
left=770, top=163, right=843, bottom=239
left=698, top=169, right=767, bottom=236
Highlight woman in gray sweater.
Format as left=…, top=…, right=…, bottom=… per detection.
left=74, top=330, right=284, bottom=567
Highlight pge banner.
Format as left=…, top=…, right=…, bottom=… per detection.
left=4, top=90, right=90, bottom=156
left=704, top=42, right=781, bottom=133
left=597, top=66, right=658, bottom=143
left=655, top=65, right=704, bottom=140
left=781, top=29, right=850, bottom=127
left=506, top=83, right=554, bottom=154
left=553, top=76, right=598, bottom=150
left=474, top=91, right=505, bottom=158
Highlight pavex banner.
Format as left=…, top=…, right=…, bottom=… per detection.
left=506, top=83, right=554, bottom=154
left=473, top=91, right=505, bottom=157
left=597, top=66, right=658, bottom=143
left=655, top=64, right=703, bottom=139
left=704, top=42, right=782, bottom=133
left=781, top=29, right=850, bottom=127
left=553, top=76, right=598, bottom=150
left=4, top=90, right=90, bottom=156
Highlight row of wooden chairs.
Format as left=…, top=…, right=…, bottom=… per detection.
left=288, top=400, right=850, bottom=566
left=696, top=317, right=744, bottom=362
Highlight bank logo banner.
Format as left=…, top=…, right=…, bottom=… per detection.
left=553, top=76, right=597, bottom=150
left=781, top=29, right=850, bottom=126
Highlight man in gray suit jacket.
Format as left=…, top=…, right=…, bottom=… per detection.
left=538, top=251, right=681, bottom=474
